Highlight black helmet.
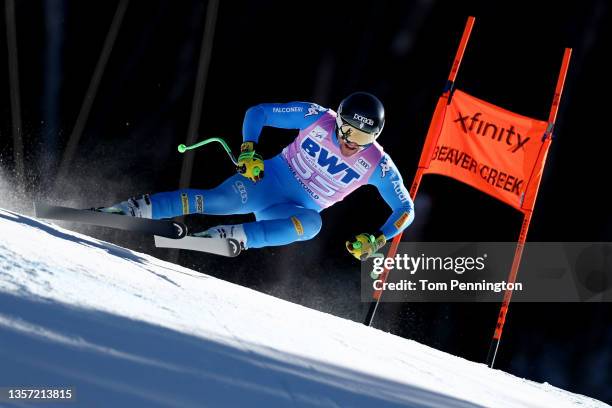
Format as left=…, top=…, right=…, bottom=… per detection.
left=336, top=92, right=385, bottom=146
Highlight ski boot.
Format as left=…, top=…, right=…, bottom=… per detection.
left=193, top=224, right=248, bottom=250
left=95, top=194, right=153, bottom=219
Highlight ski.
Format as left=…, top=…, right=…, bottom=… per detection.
left=153, top=235, right=242, bottom=257
left=34, top=202, right=187, bottom=239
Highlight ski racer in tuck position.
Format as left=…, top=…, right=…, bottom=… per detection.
left=103, top=92, right=415, bottom=260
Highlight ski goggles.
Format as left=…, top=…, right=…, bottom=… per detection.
left=335, top=116, right=377, bottom=147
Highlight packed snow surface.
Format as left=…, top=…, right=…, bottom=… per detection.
left=0, top=208, right=608, bottom=407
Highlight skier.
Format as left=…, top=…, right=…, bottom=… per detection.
left=102, top=92, right=414, bottom=260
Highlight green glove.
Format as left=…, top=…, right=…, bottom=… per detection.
left=236, top=142, right=264, bottom=182
left=346, top=232, right=387, bottom=261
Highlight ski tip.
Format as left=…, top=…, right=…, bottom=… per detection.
left=34, top=201, right=57, bottom=218
left=33, top=201, right=45, bottom=217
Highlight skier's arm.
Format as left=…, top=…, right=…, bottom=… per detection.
left=368, top=154, right=415, bottom=240
left=242, top=102, right=327, bottom=143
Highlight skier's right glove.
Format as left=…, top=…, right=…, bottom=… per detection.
left=237, top=141, right=264, bottom=182
left=346, top=232, right=387, bottom=261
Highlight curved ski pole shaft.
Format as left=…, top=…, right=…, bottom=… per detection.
left=178, top=137, right=239, bottom=166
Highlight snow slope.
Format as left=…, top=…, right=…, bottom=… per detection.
left=0, top=208, right=608, bottom=408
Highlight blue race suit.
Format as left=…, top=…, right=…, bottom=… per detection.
left=150, top=102, right=414, bottom=248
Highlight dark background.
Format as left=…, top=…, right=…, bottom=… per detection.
left=1, top=0, right=610, bottom=403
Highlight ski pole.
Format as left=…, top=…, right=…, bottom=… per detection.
left=177, top=137, right=239, bottom=166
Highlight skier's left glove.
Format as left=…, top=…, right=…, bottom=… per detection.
left=346, top=232, right=387, bottom=261
left=237, top=141, right=264, bottom=182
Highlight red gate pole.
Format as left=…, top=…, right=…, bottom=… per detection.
left=486, top=48, right=572, bottom=367
left=364, top=16, right=476, bottom=326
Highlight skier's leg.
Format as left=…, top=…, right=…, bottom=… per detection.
left=244, top=203, right=322, bottom=248
left=196, top=203, right=321, bottom=249
left=106, top=172, right=279, bottom=219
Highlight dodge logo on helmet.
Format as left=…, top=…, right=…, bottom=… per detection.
left=353, top=113, right=375, bottom=126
